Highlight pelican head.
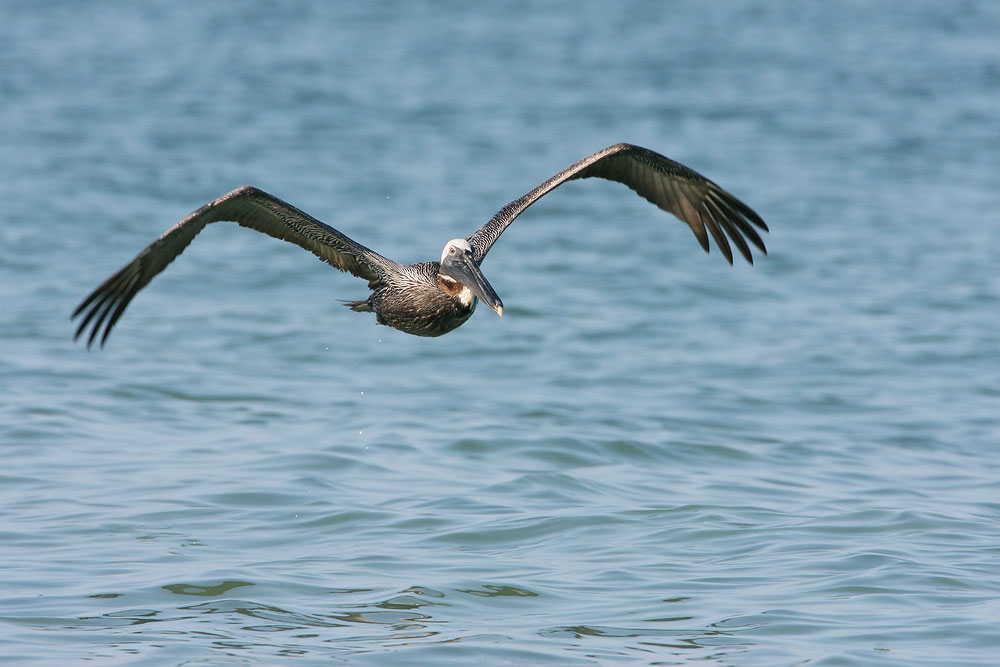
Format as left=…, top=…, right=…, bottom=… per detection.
left=439, top=239, right=503, bottom=317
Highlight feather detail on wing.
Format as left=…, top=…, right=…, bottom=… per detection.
left=72, top=186, right=399, bottom=347
left=467, top=143, right=768, bottom=265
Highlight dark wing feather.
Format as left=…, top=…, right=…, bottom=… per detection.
left=72, top=186, right=400, bottom=347
left=467, top=143, right=768, bottom=265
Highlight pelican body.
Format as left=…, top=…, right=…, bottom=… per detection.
left=73, top=143, right=768, bottom=346
left=345, top=238, right=500, bottom=337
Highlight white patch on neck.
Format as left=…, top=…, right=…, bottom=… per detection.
left=457, top=285, right=474, bottom=307
left=438, top=275, right=475, bottom=307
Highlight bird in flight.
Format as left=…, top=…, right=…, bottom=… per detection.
left=73, top=143, right=767, bottom=347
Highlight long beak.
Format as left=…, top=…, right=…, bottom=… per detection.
left=442, top=252, right=504, bottom=317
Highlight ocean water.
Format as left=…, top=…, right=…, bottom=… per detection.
left=2, top=1, right=999, bottom=664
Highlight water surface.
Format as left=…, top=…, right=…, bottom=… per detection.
left=2, top=1, right=999, bottom=664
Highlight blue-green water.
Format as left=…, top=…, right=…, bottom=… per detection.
left=2, top=1, right=999, bottom=664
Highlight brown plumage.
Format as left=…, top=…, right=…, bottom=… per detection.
left=73, top=143, right=768, bottom=346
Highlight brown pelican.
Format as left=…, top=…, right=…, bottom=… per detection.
left=72, top=143, right=768, bottom=347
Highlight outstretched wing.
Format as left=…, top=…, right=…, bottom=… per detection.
left=72, top=186, right=400, bottom=347
left=467, top=143, right=768, bottom=265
